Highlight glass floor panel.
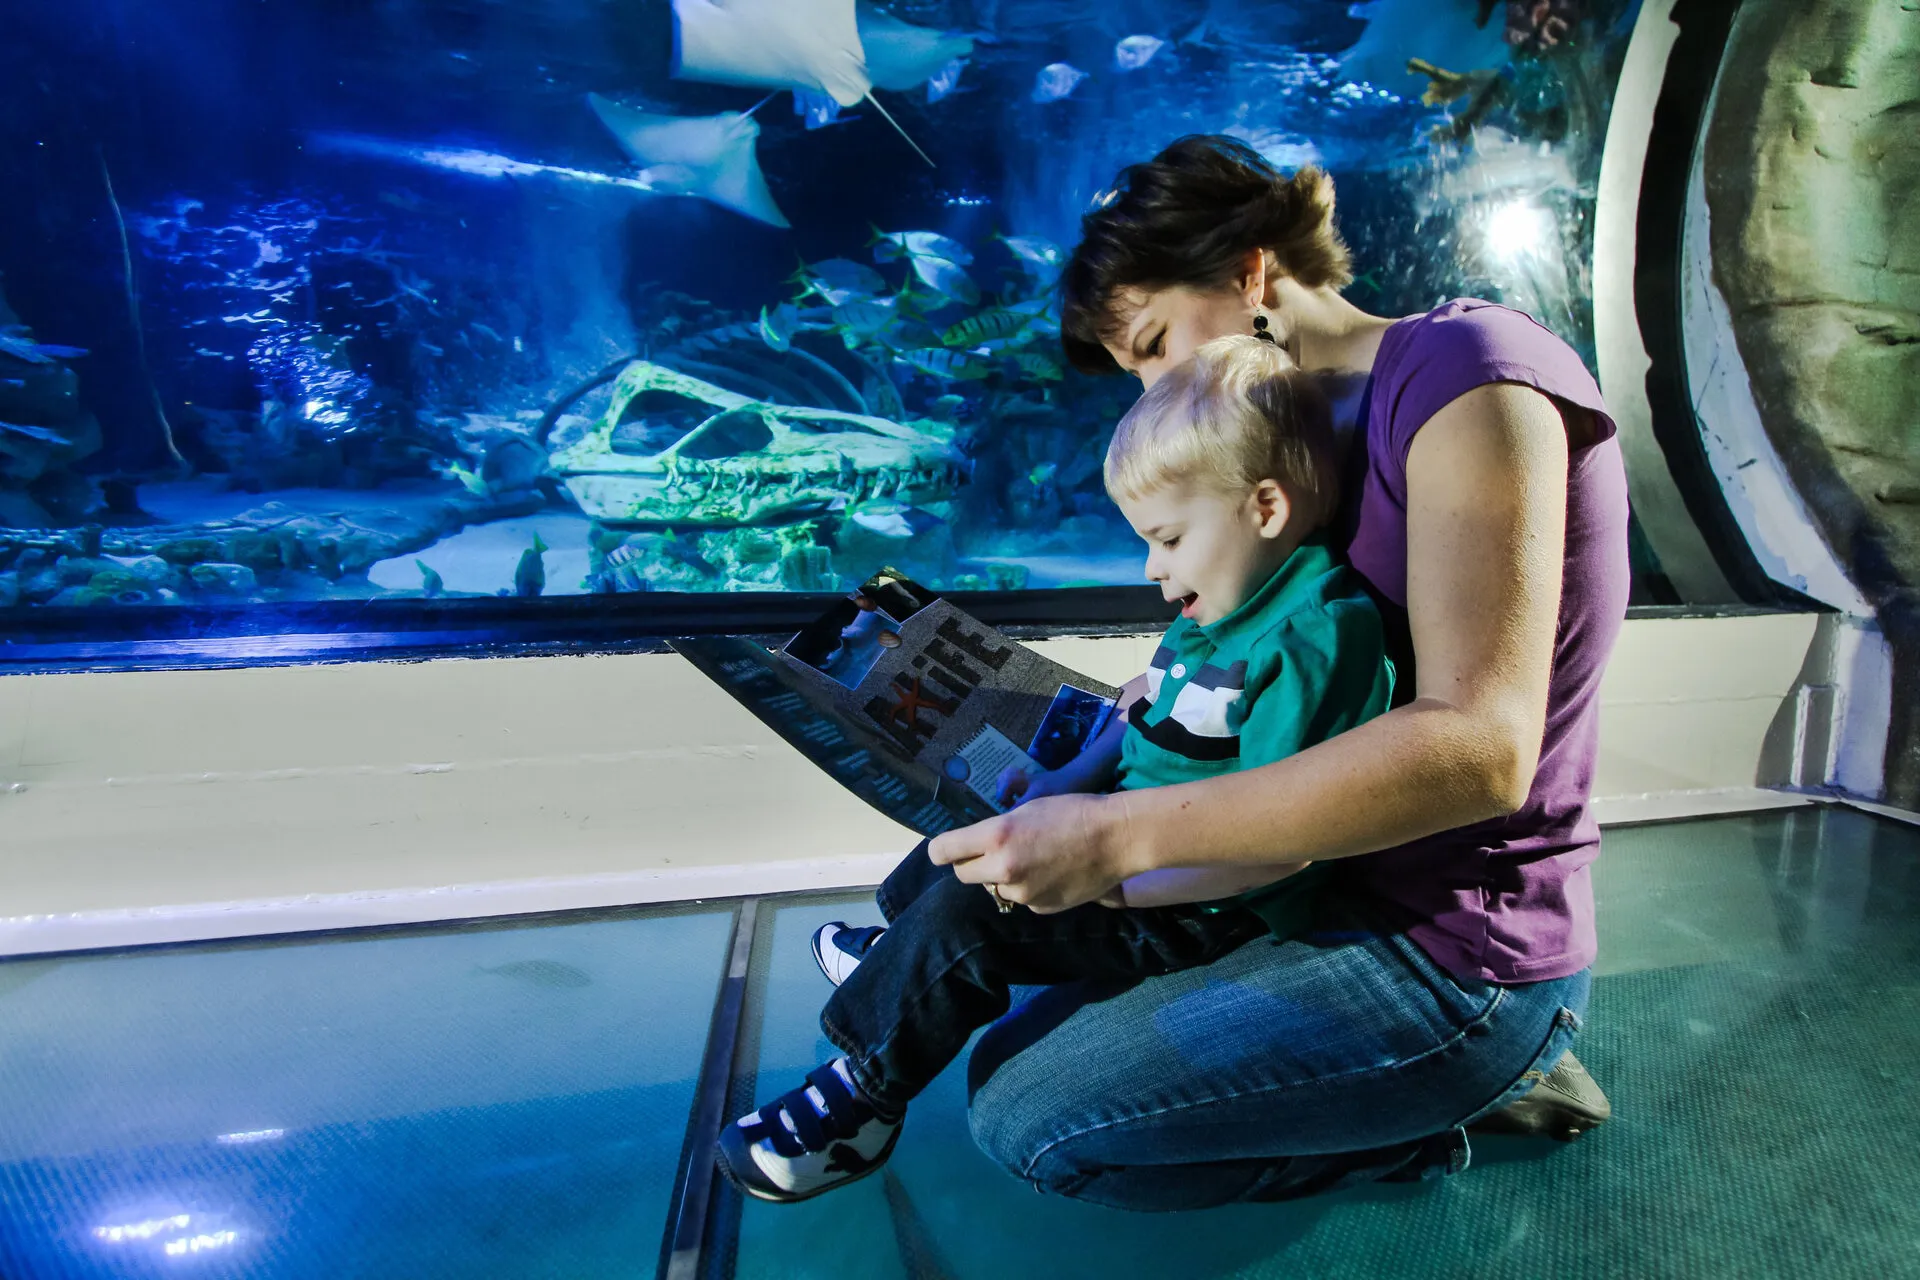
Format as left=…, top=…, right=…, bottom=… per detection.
left=0, top=808, right=1914, bottom=1278
left=725, top=808, right=1920, bottom=1280
left=0, top=906, right=734, bottom=1279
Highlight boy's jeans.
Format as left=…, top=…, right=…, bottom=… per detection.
left=820, top=840, right=1270, bottom=1114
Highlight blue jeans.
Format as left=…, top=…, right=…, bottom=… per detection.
left=855, top=839, right=1592, bottom=1211
left=822, top=841, right=1271, bottom=1113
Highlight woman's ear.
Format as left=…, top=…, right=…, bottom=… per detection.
left=1239, top=249, right=1268, bottom=305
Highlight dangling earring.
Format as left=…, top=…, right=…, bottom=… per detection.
left=1251, top=310, right=1277, bottom=345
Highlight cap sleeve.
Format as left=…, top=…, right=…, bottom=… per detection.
left=1373, top=302, right=1616, bottom=470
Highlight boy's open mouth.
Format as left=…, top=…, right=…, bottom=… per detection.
left=1178, top=592, right=1199, bottom=618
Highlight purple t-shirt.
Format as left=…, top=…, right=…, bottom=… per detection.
left=1334, top=300, right=1630, bottom=984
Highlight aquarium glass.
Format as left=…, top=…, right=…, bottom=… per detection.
left=1, top=0, right=1649, bottom=618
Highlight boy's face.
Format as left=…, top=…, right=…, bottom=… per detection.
left=1116, top=477, right=1296, bottom=627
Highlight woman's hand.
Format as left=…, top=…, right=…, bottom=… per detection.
left=928, top=792, right=1134, bottom=914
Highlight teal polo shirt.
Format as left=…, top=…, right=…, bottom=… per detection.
left=1115, top=537, right=1395, bottom=939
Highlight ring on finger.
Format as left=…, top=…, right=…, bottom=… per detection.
left=986, top=883, right=1013, bottom=914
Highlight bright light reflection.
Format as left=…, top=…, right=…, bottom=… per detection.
left=309, top=133, right=657, bottom=193
left=216, top=1128, right=285, bottom=1145
left=1483, top=200, right=1556, bottom=267
left=94, top=1215, right=191, bottom=1243
left=164, top=1231, right=238, bottom=1257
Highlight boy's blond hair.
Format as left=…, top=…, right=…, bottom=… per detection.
left=1103, top=335, right=1339, bottom=529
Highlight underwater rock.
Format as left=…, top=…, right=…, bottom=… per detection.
left=189, top=563, right=259, bottom=595
left=549, top=359, right=967, bottom=526
left=695, top=523, right=830, bottom=592
left=54, top=556, right=120, bottom=587
left=83, top=569, right=165, bottom=606
left=120, top=555, right=180, bottom=587
left=985, top=563, right=1029, bottom=592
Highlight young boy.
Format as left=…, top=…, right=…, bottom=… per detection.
left=717, top=335, right=1395, bottom=1203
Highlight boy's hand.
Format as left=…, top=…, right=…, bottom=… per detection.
left=994, top=763, right=1079, bottom=809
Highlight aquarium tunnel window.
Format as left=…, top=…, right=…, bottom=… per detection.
left=2, top=0, right=1695, bottom=643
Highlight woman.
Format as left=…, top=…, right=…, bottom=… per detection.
left=925, top=135, right=1627, bottom=1208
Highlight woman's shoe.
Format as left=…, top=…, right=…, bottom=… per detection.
left=1466, top=1049, right=1612, bottom=1141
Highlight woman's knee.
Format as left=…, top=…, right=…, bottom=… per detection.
left=966, top=1089, right=1084, bottom=1195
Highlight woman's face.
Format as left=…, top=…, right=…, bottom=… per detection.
left=1101, top=283, right=1260, bottom=389
left=1100, top=253, right=1295, bottom=388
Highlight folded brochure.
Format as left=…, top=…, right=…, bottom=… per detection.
left=669, top=568, right=1120, bottom=836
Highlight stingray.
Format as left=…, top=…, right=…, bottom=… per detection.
left=1336, top=0, right=1511, bottom=92
left=587, top=93, right=791, bottom=228
left=672, top=0, right=936, bottom=166
left=856, top=3, right=975, bottom=92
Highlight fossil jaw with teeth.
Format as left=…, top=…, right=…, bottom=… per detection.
left=548, top=360, right=968, bottom=525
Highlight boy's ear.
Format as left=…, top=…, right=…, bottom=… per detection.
left=1253, top=479, right=1292, bottom=536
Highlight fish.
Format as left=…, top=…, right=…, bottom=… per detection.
left=928, top=393, right=968, bottom=417
left=670, top=0, right=936, bottom=167
left=515, top=533, right=548, bottom=599
left=941, top=308, right=1028, bottom=347
left=908, top=255, right=978, bottom=305
left=0, top=334, right=88, bottom=365
left=446, top=461, right=489, bottom=497
left=586, top=93, right=791, bottom=228
left=1114, top=35, right=1166, bottom=71
left=997, top=233, right=1066, bottom=278
left=871, top=229, right=973, bottom=267
left=856, top=3, right=976, bottom=92
left=477, top=958, right=592, bottom=989
left=798, top=257, right=888, bottom=303
left=0, top=420, right=72, bottom=446
left=791, top=88, right=853, bottom=130
left=415, top=559, right=445, bottom=599
left=897, top=347, right=993, bottom=381
left=1031, top=63, right=1088, bottom=104
left=847, top=499, right=945, bottom=539
left=832, top=296, right=900, bottom=341
left=1011, top=352, right=1064, bottom=382
left=927, top=57, right=966, bottom=103
left=759, top=303, right=798, bottom=352
left=1029, top=461, right=1059, bottom=488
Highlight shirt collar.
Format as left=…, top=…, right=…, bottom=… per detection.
left=1194, top=536, right=1338, bottom=648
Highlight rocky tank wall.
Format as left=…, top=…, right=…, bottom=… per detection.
left=1703, top=0, right=1919, bottom=804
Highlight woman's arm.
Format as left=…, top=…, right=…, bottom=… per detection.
left=928, top=383, right=1571, bottom=911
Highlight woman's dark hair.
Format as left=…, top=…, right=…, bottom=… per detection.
left=1059, top=135, right=1353, bottom=375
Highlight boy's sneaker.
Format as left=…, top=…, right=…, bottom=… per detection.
left=812, top=922, right=886, bottom=987
left=716, top=1059, right=903, bottom=1203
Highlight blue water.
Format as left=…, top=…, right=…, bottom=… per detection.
left=0, top=0, right=1636, bottom=608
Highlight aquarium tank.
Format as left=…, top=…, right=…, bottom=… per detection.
left=0, top=0, right=1653, bottom=618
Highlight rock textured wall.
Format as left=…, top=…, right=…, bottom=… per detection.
left=1704, top=0, right=1920, bottom=804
